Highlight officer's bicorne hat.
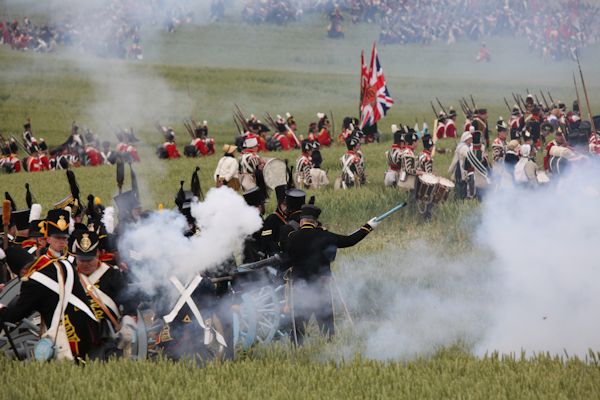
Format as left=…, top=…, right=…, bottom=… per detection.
left=71, top=230, right=100, bottom=261
left=422, top=134, right=434, bottom=149
left=5, top=246, right=34, bottom=277
left=300, top=204, right=321, bottom=220
left=43, top=209, right=70, bottom=238
left=28, top=220, right=45, bottom=238
left=243, top=187, right=265, bottom=207
left=284, top=188, right=305, bottom=212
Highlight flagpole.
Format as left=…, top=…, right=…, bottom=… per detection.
left=359, top=50, right=364, bottom=119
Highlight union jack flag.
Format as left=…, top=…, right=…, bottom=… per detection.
left=360, top=44, right=394, bottom=129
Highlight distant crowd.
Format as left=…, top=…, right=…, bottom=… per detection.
left=0, top=0, right=196, bottom=59
left=241, top=0, right=600, bottom=61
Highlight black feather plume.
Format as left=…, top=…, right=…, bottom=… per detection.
left=4, top=192, right=16, bottom=211
left=116, top=160, right=125, bottom=193
left=175, top=181, right=185, bottom=210
left=191, top=166, right=203, bottom=201
left=66, top=170, right=80, bottom=201
left=25, top=183, right=33, bottom=209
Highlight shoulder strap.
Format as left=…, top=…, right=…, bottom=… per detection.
left=79, top=272, right=121, bottom=330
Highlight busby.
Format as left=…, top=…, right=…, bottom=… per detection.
left=70, top=230, right=100, bottom=260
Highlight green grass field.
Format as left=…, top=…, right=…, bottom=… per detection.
left=2, top=9, right=600, bottom=398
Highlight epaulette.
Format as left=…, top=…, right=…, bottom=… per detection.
left=22, top=255, right=54, bottom=280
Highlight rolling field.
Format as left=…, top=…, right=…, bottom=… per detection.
left=2, top=9, right=600, bottom=398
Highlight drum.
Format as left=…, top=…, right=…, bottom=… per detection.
left=432, top=177, right=455, bottom=204
left=262, top=158, right=287, bottom=190
left=416, top=174, right=439, bottom=203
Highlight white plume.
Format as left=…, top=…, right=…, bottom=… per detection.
left=29, top=204, right=42, bottom=222
left=391, top=124, right=398, bottom=133
left=102, top=206, right=115, bottom=234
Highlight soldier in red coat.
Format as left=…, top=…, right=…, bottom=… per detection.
left=444, top=108, right=457, bottom=138
left=316, top=113, right=332, bottom=146
left=435, top=112, right=446, bottom=140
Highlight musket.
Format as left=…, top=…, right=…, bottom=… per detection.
left=503, top=97, right=512, bottom=113
left=534, top=94, right=541, bottom=107
left=154, top=122, right=166, bottom=139
left=540, top=91, right=550, bottom=110
left=10, top=135, right=30, bottom=155
left=263, top=112, right=278, bottom=132
left=430, top=101, right=439, bottom=118
left=329, top=109, right=335, bottom=138
left=436, top=97, right=447, bottom=115
left=233, top=117, right=242, bottom=135
left=511, top=93, right=523, bottom=113
left=573, top=72, right=582, bottom=118
left=470, top=95, right=477, bottom=110
left=576, top=52, right=597, bottom=134
left=547, top=91, right=556, bottom=107
left=183, top=120, right=195, bottom=139
left=234, top=104, right=251, bottom=132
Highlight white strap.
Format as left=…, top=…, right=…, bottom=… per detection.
left=163, top=275, right=203, bottom=324
left=87, top=263, right=110, bottom=285
left=30, top=270, right=98, bottom=322
left=80, top=271, right=121, bottom=318
left=27, top=246, right=37, bottom=255
left=169, top=275, right=227, bottom=347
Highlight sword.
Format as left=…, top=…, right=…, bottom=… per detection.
left=374, top=202, right=407, bottom=222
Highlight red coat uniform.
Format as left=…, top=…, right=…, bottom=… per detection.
left=85, top=146, right=103, bottom=166
left=435, top=122, right=446, bottom=140
left=317, top=128, right=332, bottom=146
left=27, top=156, right=41, bottom=172
left=192, top=138, right=210, bottom=156
left=257, top=136, right=268, bottom=153
left=445, top=119, right=457, bottom=138
left=39, top=154, right=50, bottom=170
left=116, top=142, right=141, bottom=162
left=274, top=133, right=291, bottom=151
left=463, top=119, right=472, bottom=133
left=163, top=142, right=180, bottom=159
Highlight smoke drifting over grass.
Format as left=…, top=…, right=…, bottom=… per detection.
left=336, top=163, right=600, bottom=360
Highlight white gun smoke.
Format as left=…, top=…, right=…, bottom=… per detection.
left=119, top=187, right=262, bottom=300
left=336, top=162, right=600, bottom=360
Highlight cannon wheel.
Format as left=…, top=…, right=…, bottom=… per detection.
left=0, top=278, right=42, bottom=360
left=232, top=284, right=288, bottom=349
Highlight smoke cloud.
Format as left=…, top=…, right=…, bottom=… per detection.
left=119, top=187, right=262, bottom=299
left=336, top=162, right=600, bottom=360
